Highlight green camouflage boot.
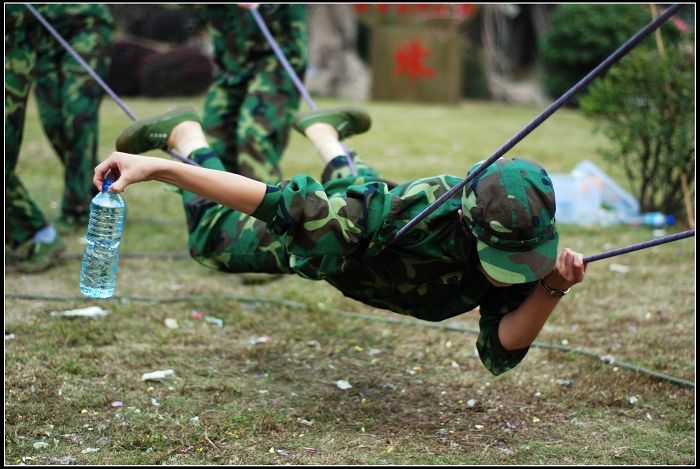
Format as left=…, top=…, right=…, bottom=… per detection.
left=292, top=106, right=371, bottom=140
left=116, top=106, right=201, bottom=154
left=6, top=239, right=34, bottom=269
left=16, top=235, right=67, bottom=273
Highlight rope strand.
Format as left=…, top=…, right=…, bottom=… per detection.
left=584, top=229, right=695, bottom=264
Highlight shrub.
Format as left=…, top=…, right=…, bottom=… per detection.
left=539, top=4, right=680, bottom=103
left=107, top=42, right=159, bottom=96
left=139, top=47, right=214, bottom=97
left=580, top=45, right=694, bottom=218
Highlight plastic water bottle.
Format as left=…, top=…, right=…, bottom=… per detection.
left=624, top=211, right=676, bottom=228
left=80, top=178, right=126, bottom=298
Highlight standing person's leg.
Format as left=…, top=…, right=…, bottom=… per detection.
left=233, top=53, right=303, bottom=185
left=35, top=14, right=113, bottom=231
left=5, top=8, right=65, bottom=271
left=201, top=78, right=245, bottom=174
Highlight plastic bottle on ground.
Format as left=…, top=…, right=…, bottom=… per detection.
left=79, top=178, right=127, bottom=298
left=549, top=173, right=602, bottom=226
left=623, top=212, right=676, bottom=228
left=571, top=160, right=640, bottom=217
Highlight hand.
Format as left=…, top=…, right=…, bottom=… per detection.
left=238, top=3, right=260, bottom=10
left=93, top=152, right=165, bottom=193
left=543, top=248, right=586, bottom=291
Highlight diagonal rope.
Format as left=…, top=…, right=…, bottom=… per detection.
left=249, top=6, right=358, bottom=176
left=583, top=229, right=695, bottom=264
left=391, top=3, right=684, bottom=244
left=24, top=3, right=199, bottom=167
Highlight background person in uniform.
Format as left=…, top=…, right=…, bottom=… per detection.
left=197, top=4, right=307, bottom=184
left=5, top=4, right=113, bottom=272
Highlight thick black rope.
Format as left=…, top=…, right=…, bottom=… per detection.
left=390, top=4, right=684, bottom=244
left=24, top=3, right=199, bottom=167
left=5, top=292, right=693, bottom=388
left=583, top=229, right=695, bottom=264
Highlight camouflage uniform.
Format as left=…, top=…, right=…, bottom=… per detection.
left=197, top=5, right=308, bottom=183
left=5, top=4, right=113, bottom=247
left=182, top=149, right=559, bottom=376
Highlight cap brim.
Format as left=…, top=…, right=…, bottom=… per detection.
left=477, top=231, right=559, bottom=284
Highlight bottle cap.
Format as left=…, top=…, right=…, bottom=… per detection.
left=102, top=178, right=116, bottom=192
left=666, top=214, right=676, bottom=226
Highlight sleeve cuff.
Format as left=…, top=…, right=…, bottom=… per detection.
left=250, top=185, right=282, bottom=222
left=489, top=331, right=530, bottom=361
left=477, top=329, right=530, bottom=376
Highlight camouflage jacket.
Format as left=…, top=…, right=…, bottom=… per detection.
left=252, top=164, right=537, bottom=376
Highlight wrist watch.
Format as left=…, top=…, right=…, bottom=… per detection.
left=540, top=279, right=570, bottom=298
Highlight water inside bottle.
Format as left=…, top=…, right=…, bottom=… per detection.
left=79, top=194, right=126, bottom=298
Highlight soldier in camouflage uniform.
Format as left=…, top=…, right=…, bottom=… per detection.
left=100, top=106, right=586, bottom=376
left=197, top=4, right=307, bottom=184
left=5, top=4, right=113, bottom=272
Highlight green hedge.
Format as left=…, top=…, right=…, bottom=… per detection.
left=539, top=4, right=680, bottom=103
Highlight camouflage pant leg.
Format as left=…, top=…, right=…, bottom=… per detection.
left=34, top=21, right=113, bottom=218
left=181, top=148, right=293, bottom=274
left=5, top=8, right=47, bottom=247
left=202, top=55, right=303, bottom=184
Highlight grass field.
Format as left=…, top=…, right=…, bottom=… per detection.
left=5, top=96, right=695, bottom=465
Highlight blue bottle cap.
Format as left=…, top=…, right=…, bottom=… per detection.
left=666, top=214, right=676, bottom=226
left=102, top=178, right=116, bottom=192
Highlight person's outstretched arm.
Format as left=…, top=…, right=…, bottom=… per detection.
left=94, top=152, right=267, bottom=215
left=497, top=248, right=586, bottom=350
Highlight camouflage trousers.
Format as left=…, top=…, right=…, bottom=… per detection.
left=201, top=55, right=304, bottom=185
left=5, top=7, right=112, bottom=247
left=182, top=149, right=377, bottom=274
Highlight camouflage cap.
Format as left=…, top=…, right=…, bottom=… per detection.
left=461, top=158, right=558, bottom=284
